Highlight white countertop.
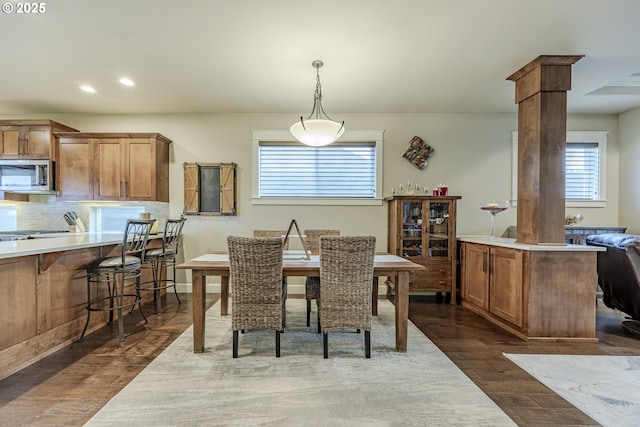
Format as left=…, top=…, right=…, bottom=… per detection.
left=457, top=235, right=605, bottom=252
left=0, top=232, right=162, bottom=260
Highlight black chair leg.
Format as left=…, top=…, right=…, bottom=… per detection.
left=136, top=275, right=148, bottom=324
left=79, top=278, right=92, bottom=341
left=306, top=300, right=311, bottom=326
left=365, top=330, right=371, bottom=358
left=323, top=332, right=329, bottom=358
left=276, top=330, right=281, bottom=357
left=172, top=263, right=182, bottom=304
left=233, top=330, right=239, bottom=358
left=117, top=306, right=125, bottom=342
left=115, top=281, right=125, bottom=341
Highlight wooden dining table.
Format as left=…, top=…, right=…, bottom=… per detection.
left=177, top=252, right=424, bottom=353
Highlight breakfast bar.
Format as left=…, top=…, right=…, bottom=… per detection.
left=458, top=236, right=605, bottom=341
left=0, top=233, right=162, bottom=380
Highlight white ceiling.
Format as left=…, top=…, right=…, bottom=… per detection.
left=2, top=0, right=640, bottom=116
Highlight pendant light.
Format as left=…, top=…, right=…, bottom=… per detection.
left=290, top=60, right=345, bottom=147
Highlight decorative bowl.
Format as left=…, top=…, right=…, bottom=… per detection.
left=565, top=213, right=584, bottom=226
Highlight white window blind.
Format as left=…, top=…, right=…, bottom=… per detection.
left=566, top=142, right=600, bottom=200
left=259, top=142, right=376, bottom=198
left=511, top=131, right=607, bottom=207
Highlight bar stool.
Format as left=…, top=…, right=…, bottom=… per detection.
left=140, top=218, right=186, bottom=315
left=79, top=219, right=155, bottom=342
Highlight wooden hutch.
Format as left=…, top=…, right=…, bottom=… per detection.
left=385, top=195, right=461, bottom=304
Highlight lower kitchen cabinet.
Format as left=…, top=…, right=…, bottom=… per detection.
left=460, top=239, right=598, bottom=341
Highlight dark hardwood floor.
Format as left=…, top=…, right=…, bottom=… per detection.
left=1, top=293, right=639, bottom=426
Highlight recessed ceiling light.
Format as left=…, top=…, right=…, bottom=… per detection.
left=80, top=85, right=96, bottom=93
left=119, top=78, right=135, bottom=87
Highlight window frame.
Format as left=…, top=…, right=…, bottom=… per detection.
left=511, top=131, right=608, bottom=208
left=251, top=130, right=384, bottom=206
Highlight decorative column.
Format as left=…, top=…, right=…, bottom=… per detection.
left=507, top=55, right=583, bottom=245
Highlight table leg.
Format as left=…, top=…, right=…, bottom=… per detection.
left=372, top=277, right=379, bottom=316
left=220, top=275, right=229, bottom=316
left=395, top=271, right=409, bottom=352
left=192, top=269, right=206, bottom=353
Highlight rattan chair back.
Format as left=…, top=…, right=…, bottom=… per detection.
left=228, top=236, right=285, bottom=357
left=319, top=235, right=376, bottom=332
left=253, top=230, right=290, bottom=250
left=304, top=229, right=340, bottom=254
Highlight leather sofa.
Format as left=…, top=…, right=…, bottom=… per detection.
left=586, top=233, right=640, bottom=334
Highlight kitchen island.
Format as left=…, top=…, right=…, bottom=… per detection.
left=458, top=236, right=604, bottom=342
left=0, top=233, right=161, bottom=380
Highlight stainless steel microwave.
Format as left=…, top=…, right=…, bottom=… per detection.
left=0, top=159, right=54, bottom=193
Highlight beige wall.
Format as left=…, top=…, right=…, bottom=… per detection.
left=1, top=111, right=621, bottom=260
left=619, top=107, right=640, bottom=234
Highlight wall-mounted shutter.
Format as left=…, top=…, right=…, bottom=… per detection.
left=220, top=163, right=236, bottom=215
left=183, top=162, right=237, bottom=216
left=183, top=163, right=199, bottom=215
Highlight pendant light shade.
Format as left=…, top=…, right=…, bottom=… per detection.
left=290, top=60, right=345, bottom=147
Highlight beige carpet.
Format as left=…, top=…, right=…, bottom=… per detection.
left=86, top=299, right=515, bottom=426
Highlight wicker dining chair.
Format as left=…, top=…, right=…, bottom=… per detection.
left=140, top=218, right=186, bottom=315
left=252, top=230, right=289, bottom=249
left=253, top=230, right=289, bottom=326
left=319, top=235, right=376, bottom=358
left=303, top=229, right=340, bottom=330
left=79, top=219, right=155, bottom=342
left=228, top=236, right=285, bottom=358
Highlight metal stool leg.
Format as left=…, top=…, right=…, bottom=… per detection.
left=79, top=275, right=92, bottom=341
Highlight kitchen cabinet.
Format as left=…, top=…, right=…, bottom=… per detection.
left=461, top=243, right=524, bottom=327
left=0, top=120, right=78, bottom=159
left=55, top=133, right=171, bottom=201
left=385, top=195, right=461, bottom=304
left=459, top=239, right=598, bottom=341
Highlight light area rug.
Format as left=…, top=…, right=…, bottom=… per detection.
left=504, top=353, right=640, bottom=427
left=86, top=299, right=515, bottom=426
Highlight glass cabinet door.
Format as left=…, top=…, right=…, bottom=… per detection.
left=427, top=202, right=450, bottom=258
left=401, top=200, right=423, bottom=258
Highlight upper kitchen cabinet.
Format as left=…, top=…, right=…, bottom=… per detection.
left=0, top=120, right=79, bottom=159
left=55, top=132, right=172, bottom=201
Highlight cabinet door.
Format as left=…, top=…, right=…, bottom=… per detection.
left=124, top=138, right=156, bottom=201
left=400, top=200, right=425, bottom=259
left=24, top=126, right=51, bottom=158
left=0, top=126, right=21, bottom=157
left=489, top=247, right=524, bottom=327
left=57, top=137, right=94, bottom=199
left=426, top=201, right=451, bottom=259
left=463, top=243, right=490, bottom=309
left=94, top=138, right=124, bottom=200
left=0, top=125, right=51, bottom=158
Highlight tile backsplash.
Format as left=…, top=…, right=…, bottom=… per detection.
left=3, top=195, right=170, bottom=231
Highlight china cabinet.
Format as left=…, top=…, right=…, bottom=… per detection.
left=385, top=195, right=461, bottom=304
left=0, top=120, right=78, bottom=159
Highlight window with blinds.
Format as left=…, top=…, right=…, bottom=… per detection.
left=258, top=142, right=376, bottom=198
left=511, top=131, right=607, bottom=207
left=566, top=142, right=600, bottom=200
